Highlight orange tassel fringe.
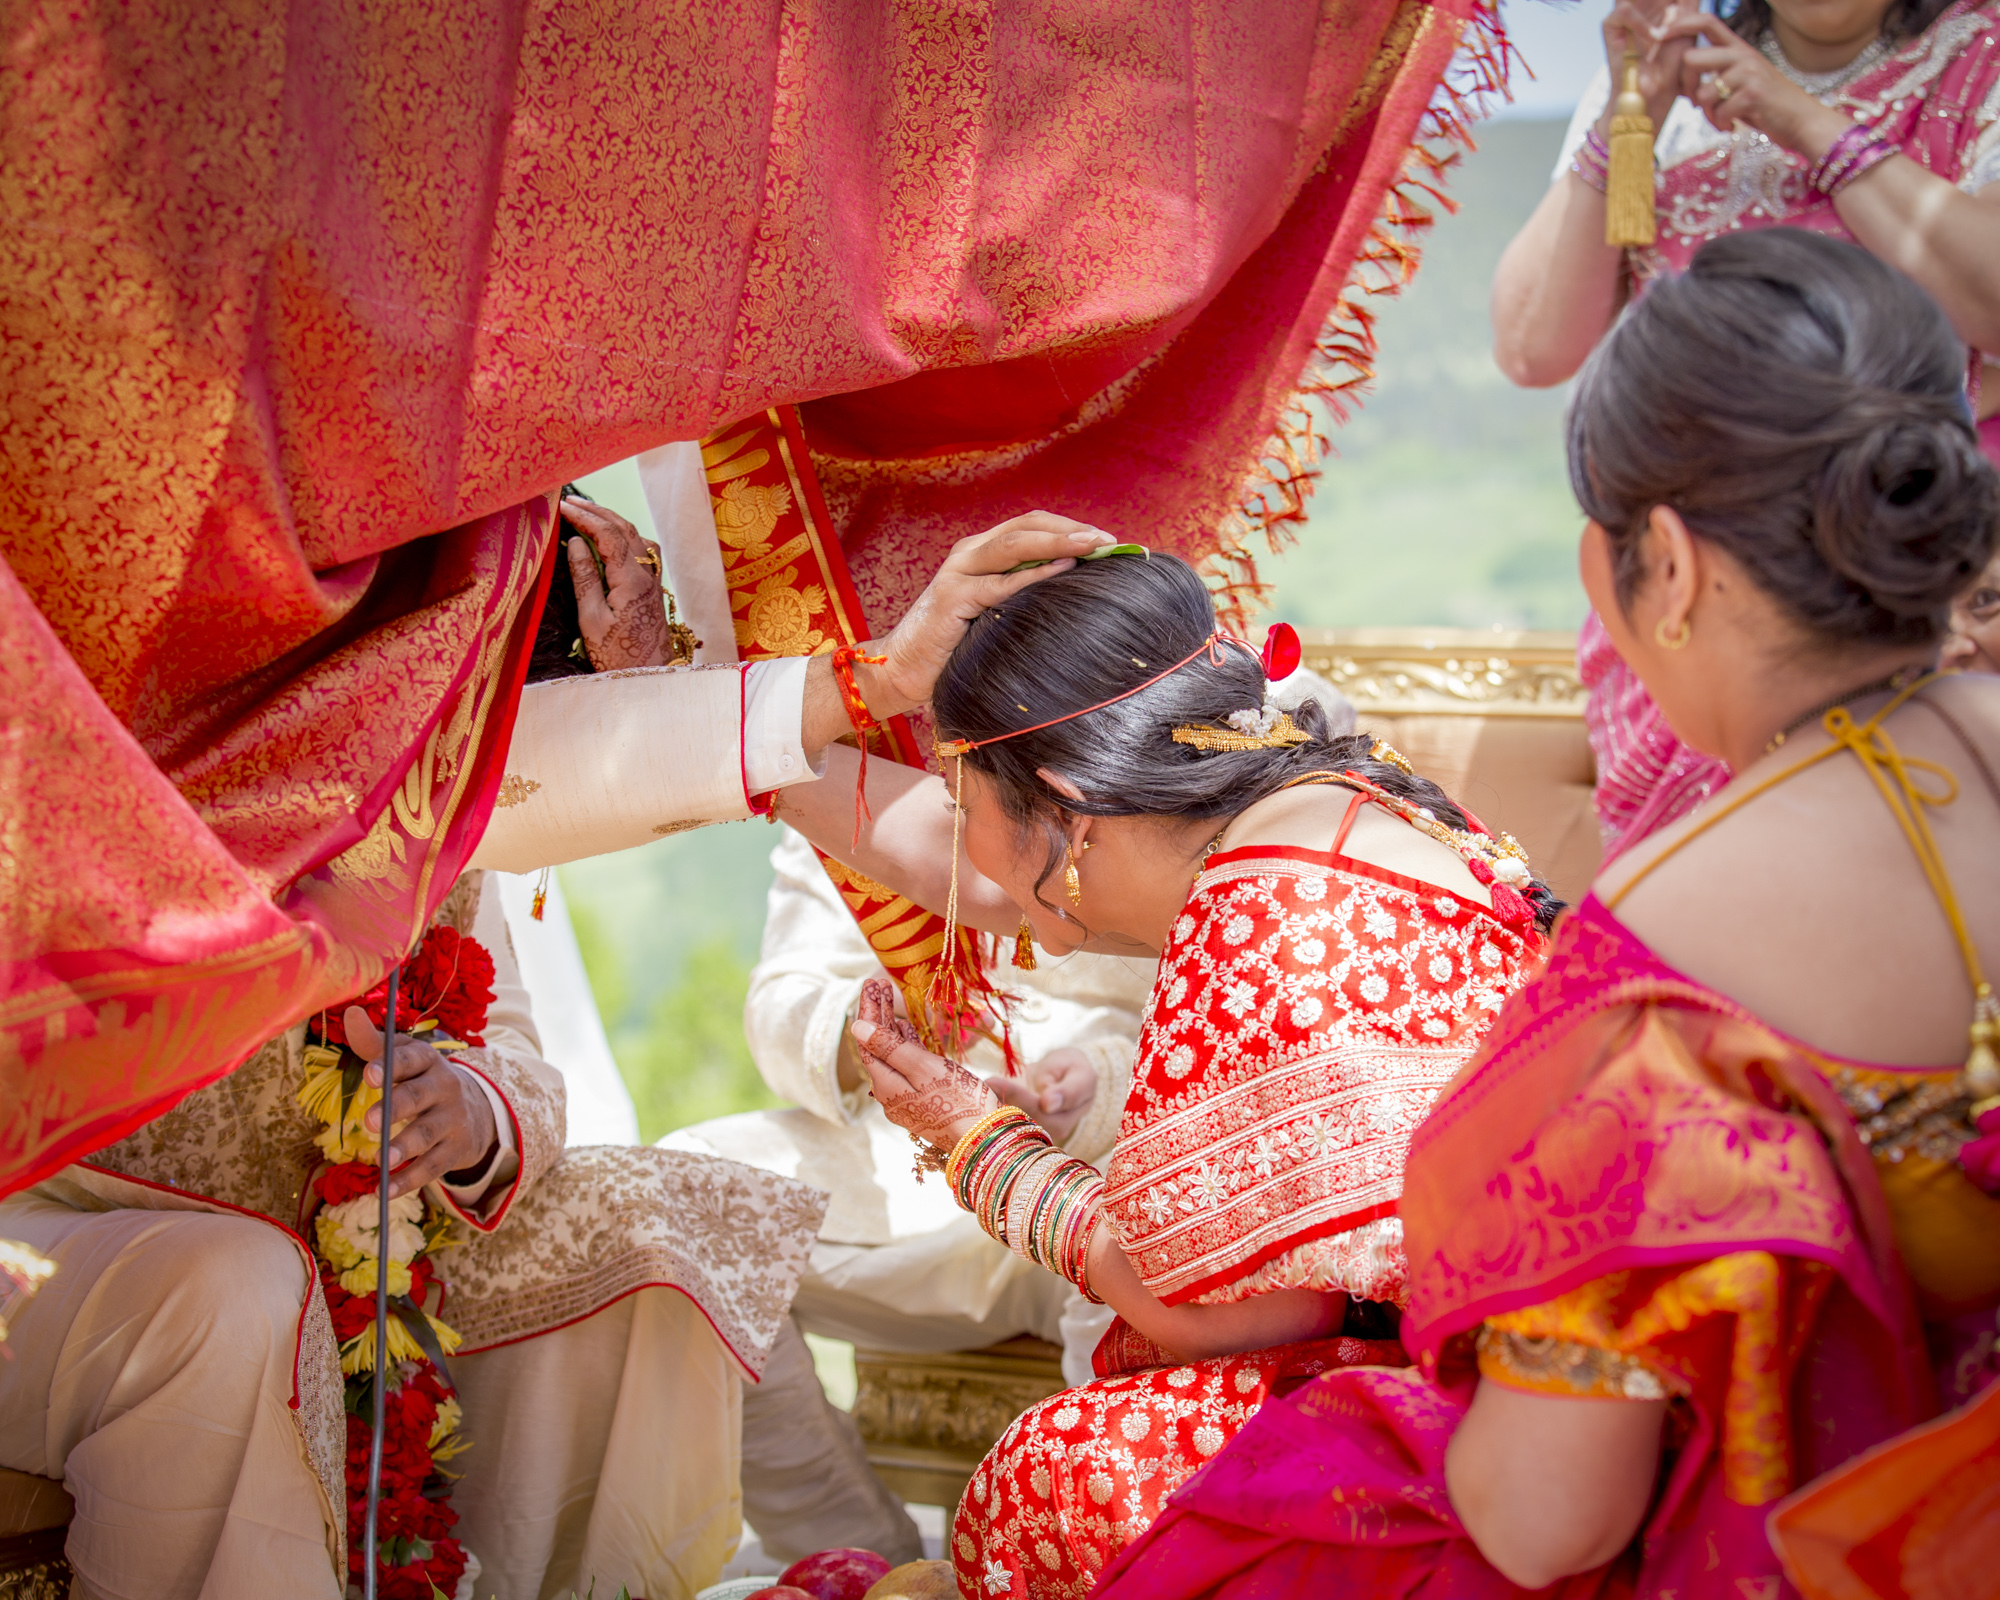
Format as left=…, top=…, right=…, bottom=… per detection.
left=1206, top=0, right=1516, bottom=628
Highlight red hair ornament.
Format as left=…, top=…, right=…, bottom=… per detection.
left=1260, top=621, right=1301, bottom=682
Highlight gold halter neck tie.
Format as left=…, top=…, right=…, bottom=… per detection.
left=1608, top=676, right=2000, bottom=1110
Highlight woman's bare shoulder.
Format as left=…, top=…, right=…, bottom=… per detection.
left=1595, top=674, right=2000, bottom=1063
left=1229, top=785, right=1491, bottom=906
left=1918, top=669, right=2000, bottom=744
left=1597, top=674, right=2000, bottom=901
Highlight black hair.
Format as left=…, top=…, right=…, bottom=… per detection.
left=1569, top=229, right=1999, bottom=649
left=526, top=486, right=594, bottom=682
left=1719, top=0, right=1952, bottom=44
left=932, top=553, right=1561, bottom=931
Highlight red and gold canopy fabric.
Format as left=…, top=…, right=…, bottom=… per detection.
left=1, top=0, right=1503, bottom=1200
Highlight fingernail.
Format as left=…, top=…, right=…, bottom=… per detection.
left=853, top=1019, right=875, bottom=1041
left=386, top=1146, right=399, bottom=1166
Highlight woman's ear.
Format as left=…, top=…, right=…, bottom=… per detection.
left=1035, top=766, right=1087, bottom=805
left=1645, top=505, right=1703, bottom=641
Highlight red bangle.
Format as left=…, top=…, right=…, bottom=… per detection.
left=831, top=644, right=888, bottom=735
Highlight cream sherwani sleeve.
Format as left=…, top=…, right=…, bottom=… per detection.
left=469, top=657, right=822, bottom=873
left=473, top=439, right=831, bottom=875
left=743, top=827, right=884, bottom=1125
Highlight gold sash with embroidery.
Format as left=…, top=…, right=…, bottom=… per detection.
left=702, top=407, right=1005, bottom=1055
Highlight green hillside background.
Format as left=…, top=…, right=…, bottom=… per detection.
left=564, top=116, right=1588, bottom=1142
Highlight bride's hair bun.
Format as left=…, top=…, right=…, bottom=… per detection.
left=1568, top=228, right=1999, bottom=648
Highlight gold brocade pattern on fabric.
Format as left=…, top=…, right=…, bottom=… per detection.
left=2, top=492, right=548, bottom=1200
left=294, top=1267, right=348, bottom=1575
left=5, top=0, right=1499, bottom=1202
left=704, top=417, right=860, bottom=659
left=1822, top=1059, right=2000, bottom=1313
left=704, top=408, right=996, bottom=1041
left=1481, top=1251, right=1835, bottom=1505
left=1476, top=1325, right=1672, bottom=1401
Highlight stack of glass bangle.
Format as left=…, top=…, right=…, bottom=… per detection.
left=949, top=1106, right=1108, bottom=1301
left=1809, top=122, right=1896, bottom=195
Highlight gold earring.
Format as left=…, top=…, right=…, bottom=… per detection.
left=1064, top=845, right=1083, bottom=908
left=1012, top=916, right=1038, bottom=971
left=1655, top=616, right=1692, bottom=651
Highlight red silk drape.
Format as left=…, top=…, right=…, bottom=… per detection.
left=1, top=0, right=1500, bottom=1200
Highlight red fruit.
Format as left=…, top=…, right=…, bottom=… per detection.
left=777, top=1548, right=894, bottom=1600
left=743, top=1590, right=816, bottom=1600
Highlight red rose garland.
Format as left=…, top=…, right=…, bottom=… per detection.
left=299, top=924, right=494, bottom=1600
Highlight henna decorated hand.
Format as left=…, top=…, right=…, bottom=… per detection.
left=561, top=497, right=673, bottom=670
left=851, top=977, right=998, bottom=1149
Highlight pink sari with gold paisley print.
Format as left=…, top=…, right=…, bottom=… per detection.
left=1095, top=895, right=2000, bottom=1600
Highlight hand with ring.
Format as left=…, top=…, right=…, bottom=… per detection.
left=559, top=497, right=675, bottom=670
left=1657, top=7, right=1857, bottom=158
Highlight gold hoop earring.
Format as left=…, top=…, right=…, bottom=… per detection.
left=1012, top=916, right=1038, bottom=971
left=1655, top=616, right=1692, bottom=651
left=1064, top=845, right=1084, bottom=908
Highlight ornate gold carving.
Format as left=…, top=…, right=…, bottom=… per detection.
left=0, top=1537, right=70, bottom=1600
left=853, top=1337, right=1066, bottom=1504
left=1296, top=627, right=1585, bottom=718
left=493, top=774, right=541, bottom=809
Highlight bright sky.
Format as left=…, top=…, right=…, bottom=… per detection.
left=1495, top=0, right=1616, bottom=118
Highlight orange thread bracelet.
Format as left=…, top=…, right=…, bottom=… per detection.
left=831, top=644, right=889, bottom=845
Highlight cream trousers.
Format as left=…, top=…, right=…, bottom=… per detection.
left=0, top=1193, right=742, bottom=1600
left=0, top=1193, right=341, bottom=1600
left=452, top=1288, right=743, bottom=1600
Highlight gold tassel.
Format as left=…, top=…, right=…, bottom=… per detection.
left=1012, top=916, right=1038, bottom=972
left=1604, top=51, right=1656, bottom=248
left=1966, top=986, right=2000, bottom=1114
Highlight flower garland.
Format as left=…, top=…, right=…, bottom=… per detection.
left=297, top=924, right=496, bottom=1600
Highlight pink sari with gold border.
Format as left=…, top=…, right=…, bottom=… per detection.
left=1094, top=896, right=1998, bottom=1599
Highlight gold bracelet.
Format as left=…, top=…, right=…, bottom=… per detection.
left=946, top=1105, right=1034, bottom=1190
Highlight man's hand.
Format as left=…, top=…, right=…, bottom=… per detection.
left=346, top=1006, right=500, bottom=1201
left=866, top=512, right=1112, bottom=714
left=851, top=979, right=999, bottom=1150
left=562, top=497, right=673, bottom=670
left=987, top=1047, right=1097, bottom=1144
left=798, top=513, right=1113, bottom=759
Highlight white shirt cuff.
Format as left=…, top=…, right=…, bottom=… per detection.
left=438, top=1070, right=519, bottom=1206
left=742, top=657, right=826, bottom=797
